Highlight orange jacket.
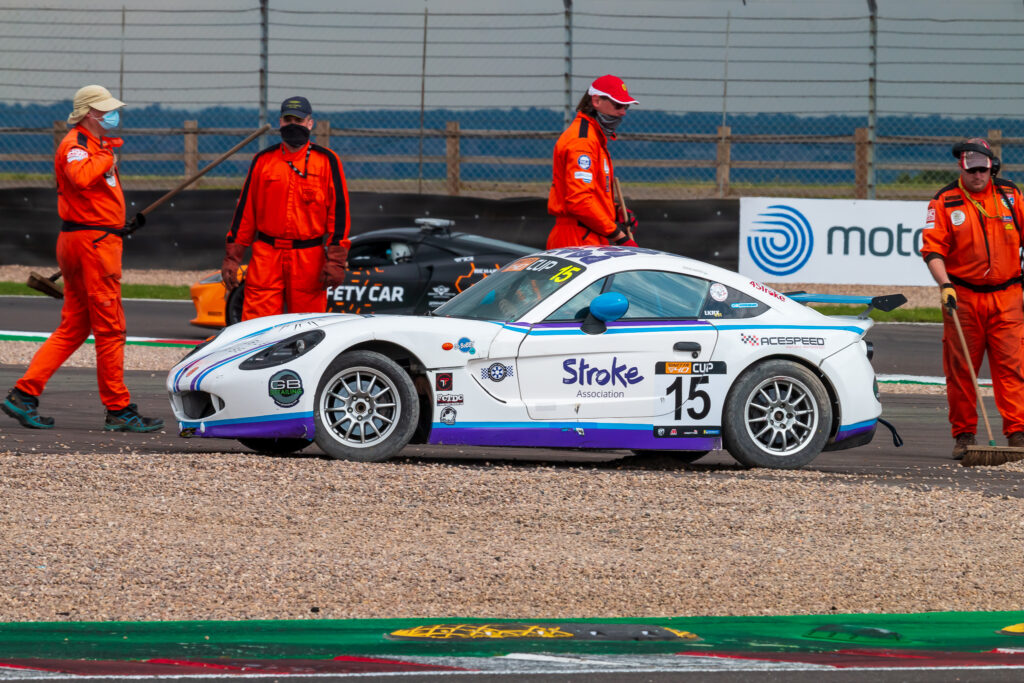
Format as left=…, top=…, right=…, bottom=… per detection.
left=55, top=126, right=125, bottom=228
left=227, top=142, right=351, bottom=249
left=922, top=177, right=1024, bottom=286
left=547, top=112, right=617, bottom=237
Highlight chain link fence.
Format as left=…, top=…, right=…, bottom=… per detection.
left=2, top=1, right=1024, bottom=199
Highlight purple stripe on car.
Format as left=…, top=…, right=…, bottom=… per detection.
left=834, top=420, right=877, bottom=442
left=429, top=426, right=719, bottom=452
left=183, top=415, right=316, bottom=440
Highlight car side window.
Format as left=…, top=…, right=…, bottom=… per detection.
left=545, top=278, right=608, bottom=321
left=348, top=240, right=414, bottom=267
left=608, top=270, right=709, bottom=319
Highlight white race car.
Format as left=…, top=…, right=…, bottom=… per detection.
left=167, top=246, right=904, bottom=469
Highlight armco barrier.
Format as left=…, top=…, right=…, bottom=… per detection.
left=0, top=189, right=738, bottom=272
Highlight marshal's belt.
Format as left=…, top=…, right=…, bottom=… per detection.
left=61, top=221, right=123, bottom=236
left=948, top=274, right=1023, bottom=293
left=256, top=230, right=324, bottom=249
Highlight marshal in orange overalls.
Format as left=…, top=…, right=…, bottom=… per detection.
left=546, top=112, right=619, bottom=249
left=15, top=125, right=132, bottom=410
left=922, top=176, right=1024, bottom=438
left=226, top=141, right=351, bottom=321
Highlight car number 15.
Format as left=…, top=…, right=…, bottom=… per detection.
left=656, top=361, right=727, bottom=422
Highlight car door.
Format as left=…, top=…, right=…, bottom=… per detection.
left=327, top=238, right=422, bottom=315
left=514, top=270, right=720, bottom=421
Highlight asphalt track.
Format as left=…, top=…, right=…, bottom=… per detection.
left=0, top=297, right=1012, bottom=490
left=3, top=297, right=1024, bottom=682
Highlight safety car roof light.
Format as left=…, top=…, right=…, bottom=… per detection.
left=415, top=217, right=455, bottom=235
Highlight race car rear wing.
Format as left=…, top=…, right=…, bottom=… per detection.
left=784, top=292, right=908, bottom=320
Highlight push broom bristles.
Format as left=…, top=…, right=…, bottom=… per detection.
left=962, top=445, right=1024, bottom=467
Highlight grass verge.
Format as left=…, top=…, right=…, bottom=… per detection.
left=0, top=281, right=190, bottom=300
left=809, top=304, right=941, bottom=323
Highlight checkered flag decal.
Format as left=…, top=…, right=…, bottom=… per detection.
left=481, top=363, right=514, bottom=382
left=741, top=333, right=760, bottom=346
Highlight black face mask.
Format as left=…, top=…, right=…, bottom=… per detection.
left=280, top=123, right=310, bottom=148
left=595, top=112, right=623, bottom=138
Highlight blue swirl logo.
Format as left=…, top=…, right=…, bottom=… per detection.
left=747, top=204, right=814, bottom=276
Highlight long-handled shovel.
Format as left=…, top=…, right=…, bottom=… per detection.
left=613, top=176, right=634, bottom=242
left=951, top=302, right=1024, bottom=466
left=27, top=123, right=271, bottom=299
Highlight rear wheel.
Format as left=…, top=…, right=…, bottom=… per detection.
left=314, top=350, right=418, bottom=462
left=238, top=437, right=311, bottom=454
left=722, top=360, right=831, bottom=469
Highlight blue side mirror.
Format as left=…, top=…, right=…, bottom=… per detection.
left=589, top=292, right=628, bottom=322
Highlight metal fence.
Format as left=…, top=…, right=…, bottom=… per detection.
left=3, top=1, right=1024, bottom=199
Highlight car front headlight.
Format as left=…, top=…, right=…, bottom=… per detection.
left=239, top=330, right=325, bottom=370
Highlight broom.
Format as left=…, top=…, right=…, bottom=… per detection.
left=951, top=301, right=1024, bottom=467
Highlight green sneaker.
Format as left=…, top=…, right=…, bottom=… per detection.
left=2, top=388, right=55, bottom=429
left=104, top=403, right=164, bottom=433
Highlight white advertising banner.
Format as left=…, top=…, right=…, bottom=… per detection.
left=738, top=197, right=933, bottom=285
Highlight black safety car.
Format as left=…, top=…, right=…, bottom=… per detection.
left=189, top=218, right=536, bottom=327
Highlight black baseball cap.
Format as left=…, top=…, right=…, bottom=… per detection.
left=280, top=96, right=312, bottom=118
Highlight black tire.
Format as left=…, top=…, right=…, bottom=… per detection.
left=313, top=350, right=418, bottom=462
left=631, top=449, right=709, bottom=464
left=238, top=437, right=312, bottom=454
left=226, top=283, right=245, bottom=326
left=722, top=360, right=832, bottom=469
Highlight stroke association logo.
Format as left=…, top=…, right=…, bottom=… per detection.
left=747, top=204, right=814, bottom=276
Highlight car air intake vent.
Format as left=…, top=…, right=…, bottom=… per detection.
left=180, top=390, right=216, bottom=419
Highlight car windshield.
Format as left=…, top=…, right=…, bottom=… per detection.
left=433, top=255, right=586, bottom=321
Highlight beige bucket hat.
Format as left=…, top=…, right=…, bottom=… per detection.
left=67, top=85, right=124, bottom=124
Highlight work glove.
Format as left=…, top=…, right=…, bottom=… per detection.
left=619, top=209, right=638, bottom=233
left=221, top=242, right=246, bottom=290
left=616, top=217, right=637, bottom=241
left=941, top=283, right=957, bottom=310
left=121, top=212, right=145, bottom=236
left=612, top=229, right=638, bottom=247
left=322, top=244, right=349, bottom=288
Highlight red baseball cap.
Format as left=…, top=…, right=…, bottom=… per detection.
left=588, top=74, right=638, bottom=105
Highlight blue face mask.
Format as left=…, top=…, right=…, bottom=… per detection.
left=96, top=109, right=120, bottom=130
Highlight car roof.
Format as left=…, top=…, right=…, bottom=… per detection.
left=537, top=246, right=762, bottom=294
left=351, top=225, right=535, bottom=256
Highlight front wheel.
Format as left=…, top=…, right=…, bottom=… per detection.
left=722, top=360, right=831, bottom=469
left=314, top=350, right=419, bottom=462
left=225, top=283, right=245, bottom=326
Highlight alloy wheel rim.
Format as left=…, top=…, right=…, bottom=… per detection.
left=743, top=375, right=818, bottom=456
left=320, top=366, right=401, bottom=448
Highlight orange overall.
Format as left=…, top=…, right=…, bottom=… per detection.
left=16, top=126, right=131, bottom=410
left=227, top=142, right=350, bottom=321
left=922, top=177, right=1024, bottom=437
left=546, top=112, right=619, bottom=248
